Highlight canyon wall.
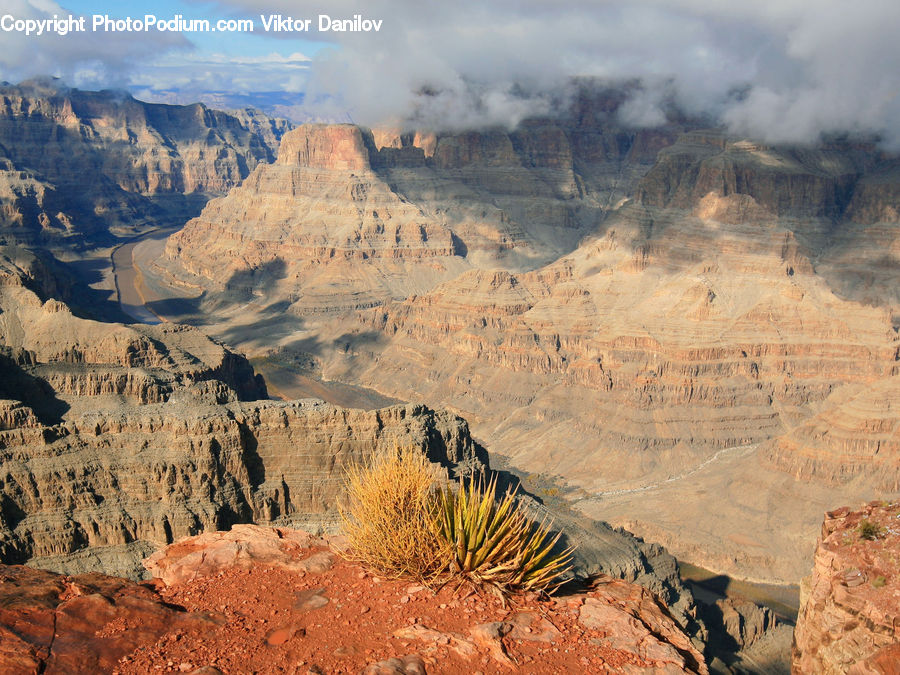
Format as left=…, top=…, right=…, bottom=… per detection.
left=149, top=113, right=900, bottom=583
left=792, top=502, right=900, bottom=673
left=0, top=397, right=479, bottom=579
left=0, top=249, right=701, bottom=634
left=0, top=251, right=481, bottom=578
left=154, top=107, right=677, bottom=323
left=0, top=80, right=290, bottom=247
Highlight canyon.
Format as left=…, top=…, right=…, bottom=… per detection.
left=145, top=108, right=899, bottom=585
left=0, top=79, right=288, bottom=251
left=0, top=234, right=703, bottom=644
left=0, top=81, right=898, bottom=672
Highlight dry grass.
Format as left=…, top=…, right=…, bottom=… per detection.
left=340, top=449, right=574, bottom=594
left=339, top=447, right=448, bottom=581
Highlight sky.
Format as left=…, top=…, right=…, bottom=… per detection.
left=2, top=0, right=900, bottom=146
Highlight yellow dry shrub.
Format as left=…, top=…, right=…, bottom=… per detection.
left=339, top=446, right=448, bottom=581
left=341, top=449, right=575, bottom=594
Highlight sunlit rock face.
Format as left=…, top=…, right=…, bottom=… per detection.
left=0, top=80, right=289, bottom=246
left=793, top=502, right=900, bottom=673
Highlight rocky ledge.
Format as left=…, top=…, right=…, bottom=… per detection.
left=792, top=501, right=900, bottom=673
left=0, top=524, right=707, bottom=674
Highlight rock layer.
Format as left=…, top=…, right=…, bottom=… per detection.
left=148, top=119, right=900, bottom=584
left=792, top=501, right=900, bottom=674
left=0, top=397, right=480, bottom=578
left=153, top=109, right=671, bottom=321
left=0, top=79, right=289, bottom=247
left=0, top=248, right=266, bottom=415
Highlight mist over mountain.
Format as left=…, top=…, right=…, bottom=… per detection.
left=2, top=1, right=899, bottom=146
left=1, top=4, right=899, bottom=672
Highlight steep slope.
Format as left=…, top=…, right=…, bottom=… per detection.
left=0, top=253, right=467, bottom=577
left=792, top=501, right=900, bottom=673
left=0, top=79, right=289, bottom=248
left=159, top=124, right=469, bottom=314
left=347, top=135, right=896, bottom=481
left=0, top=398, right=478, bottom=579
left=0, top=247, right=266, bottom=416
left=148, top=118, right=900, bottom=584
left=149, top=104, right=680, bottom=339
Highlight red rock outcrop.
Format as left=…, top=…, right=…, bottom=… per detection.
left=0, top=524, right=708, bottom=673
left=792, top=501, right=900, bottom=674
left=0, top=564, right=220, bottom=675
left=127, top=525, right=708, bottom=674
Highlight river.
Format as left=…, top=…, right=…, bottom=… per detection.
left=110, top=227, right=404, bottom=411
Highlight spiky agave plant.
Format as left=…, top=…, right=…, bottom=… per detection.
left=437, top=473, right=574, bottom=593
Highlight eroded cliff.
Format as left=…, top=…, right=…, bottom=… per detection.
left=792, top=502, right=900, bottom=674
left=0, top=79, right=290, bottom=247
left=146, top=114, right=900, bottom=584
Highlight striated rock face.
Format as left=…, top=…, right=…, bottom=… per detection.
left=0, top=250, right=279, bottom=576
left=0, top=397, right=480, bottom=578
left=763, top=378, right=900, bottom=492
left=160, top=124, right=467, bottom=313
left=336, top=154, right=898, bottom=579
left=334, top=132, right=898, bottom=582
left=153, top=109, right=670, bottom=321
left=226, top=107, right=293, bottom=160
left=0, top=79, right=290, bottom=246
left=0, top=249, right=266, bottom=413
left=0, top=376, right=700, bottom=632
left=792, top=501, right=900, bottom=674
left=636, top=132, right=870, bottom=219
left=277, top=123, right=374, bottom=171
left=147, top=114, right=900, bottom=584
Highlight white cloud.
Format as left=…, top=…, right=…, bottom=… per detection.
left=0, top=0, right=190, bottom=88
left=197, top=0, right=900, bottom=142
left=5, top=0, right=900, bottom=144
left=130, top=50, right=311, bottom=98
